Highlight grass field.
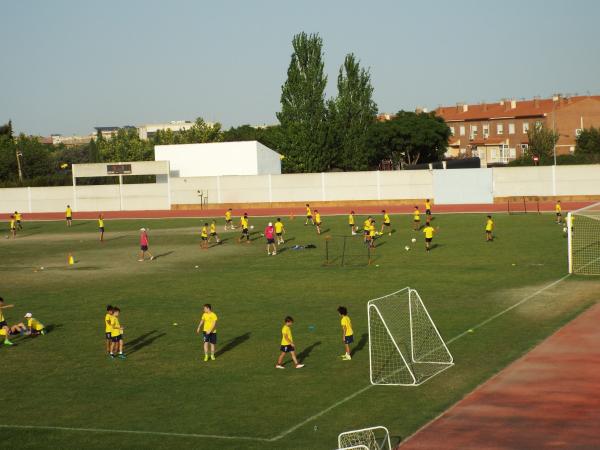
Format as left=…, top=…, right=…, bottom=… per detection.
left=1, top=212, right=598, bottom=449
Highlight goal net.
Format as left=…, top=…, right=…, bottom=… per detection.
left=568, top=202, right=600, bottom=275
left=324, top=235, right=372, bottom=266
left=337, top=426, right=391, bottom=450
left=368, top=287, right=453, bottom=386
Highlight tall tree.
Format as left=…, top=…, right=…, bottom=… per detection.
left=277, top=32, right=329, bottom=173
left=526, top=123, right=559, bottom=159
left=328, top=54, right=378, bottom=171
left=575, top=127, right=600, bottom=155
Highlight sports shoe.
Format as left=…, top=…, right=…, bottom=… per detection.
left=343, top=354, right=352, bottom=361
left=339, top=354, right=347, bottom=358
left=41, top=330, right=46, bottom=335
left=272, top=251, right=277, bottom=255
left=150, top=256, right=155, bottom=260
left=267, top=252, right=271, bottom=255
left=118, top=354, right=126, bottom=360
left=138, top=259, right=144, bottom=262
left=210, top=354, right=215, bottom=361
left=3, top=340, right=14, bottom=346
left=204, top=355, right=209, bottom=362
left=109, top=353, right=115, bottom=359
left=275, top=365, right=285, bottom=369
left=295, top=364, right=305, bottom=369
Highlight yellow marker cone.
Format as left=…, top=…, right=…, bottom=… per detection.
left=68, top=254, right=74, bottom=265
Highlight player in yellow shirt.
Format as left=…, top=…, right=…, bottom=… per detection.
left=14, top=211, right=23, bottom=230
left=368, top=219, right=377, bottom=248
left=423, top=223, right=435, bottom=251
left=555, top=200, right=562, bottom=224
left=65, top=205, right=73, bottom=227
left=104, top=305, right=114, bottom=355
left=314, top=210, right=322, bottom=234
left=109, top=307, right=125, bottom=359
left=0, top=297, right=15, bottom=346
left=98, top=214, right=105, bottom=242
left=305, top=204, right=314, bottom=226
left=208, top=219, right=221, bottom=245
left=24, top=312, right=45, bottom=336
left=381, top=209, right=391, bottom=236
left=349, top=211, right=356, bottom=235
left=337, top=306, right=354, bottom=361
left=196, top=304, right=218, bottom=361
left=425, top=199, right=432, bottom=217
left=225, top=208, right=234, bottom=230
left=238, top=213, right=250, bottom=244
left=200, top=223, right=209, bottom=249
left=274, top=218, right=285, bottom=245
left=413, top=206, right=421, bottom=231
left=363, top=216, right=372, bottom=243
left=9, top=214, right=16, bottom=239
left=485, top=215, right=494, bottom=242
left=275, top=316, right=304, bottom=369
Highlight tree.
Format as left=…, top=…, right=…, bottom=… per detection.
left=222, top=124, right=284, bottom=152
left=327, top=54, right=378, bottom=171
left=277, top=32, right=329, bottom=173
left=0, top=120, right=13, bottom=139
left=368, top=111, right=450, bottom=167
left=526, top=123, right=559, bottom=159
left=575, top=127, right=600, bottom=155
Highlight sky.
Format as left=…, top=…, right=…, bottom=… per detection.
left=1, top=0, right=600, bottom=136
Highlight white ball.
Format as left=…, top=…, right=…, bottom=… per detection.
left=195, top=265, right=199, bottom=269
left=411, top=238, right=416, bottom=243
left=250, top=225, right=254, bottom=229
left=405, top=246, right=410, bottom=251
left=562, top=227, right=567, bottom=233
left=40, top=266, right=45, bottom=270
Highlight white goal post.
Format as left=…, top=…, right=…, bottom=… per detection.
left=368, top=287, right=453, bottom=386
left=338, top=426, right=391, bottom=450
left=568, top=202, right=600, bottom=275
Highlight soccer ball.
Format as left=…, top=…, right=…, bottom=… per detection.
left=563, top=227, right=567, bottom=233
left=405, top=246, right=410, bottom=251
left=411, top=238, right=416, bottom=243
left=250, top=225, right=254, bottom=229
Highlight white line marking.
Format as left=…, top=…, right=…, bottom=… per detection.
left=0, top=274, right=571, bottom=442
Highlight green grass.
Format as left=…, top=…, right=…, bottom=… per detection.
left=0, top=213, right=597, bottom=449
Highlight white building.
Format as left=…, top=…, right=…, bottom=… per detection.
left=154, top=141, right=282, bottom=177
left=137, top=121, right=200, bottom=140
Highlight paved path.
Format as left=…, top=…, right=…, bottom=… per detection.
left=400, top=302, right=600, bottom=449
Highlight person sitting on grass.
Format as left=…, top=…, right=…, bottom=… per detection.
left=275, top=316, right=304, bottom=369
left=24, top=313, right=45, bottom=336
left=0, top=297, right=15, bottom=346
left=196, top=304, right=218, bottom=362
left=7, top=322, right=27, bottom=336
left=337, top=306, right=354, bottom=361
left=110, top=307, right=126, bottom=359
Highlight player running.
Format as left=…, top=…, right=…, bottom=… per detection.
left=315, top=210, right=322, bottom=234
left=425, top=199, right=432, bottom=216
left=0, top=297, right=15, bottom=346
left=238, top=213, right=250, bottom=244
left=196, top=304, right=218, bottom=362
left=9, top=214, right=16, bottom=239
left=423, top=222, right=435, bottom=252
left=274, top=218, right=285, bottom=245
left=485, top=215, right=494, bottom=241
left=65, top=205, right=73, bottom=227
left=349, top=211, right=356, bottom=235
left=555, top=200, right=562, bottom=224
left=275, top=316, right=304, bottom=369
left=337, top=306, right=354, bottom=361
left=98, top=214, right=105, bottom=242
left=413, top=206, right=421, bottom=231
left=201, top=223, right=209, bottom=249
left=224, top=208, right=234, bottom=230
left=305, top=204, right=314, bottom=226
left=363, top=216, right=372, bottom=243
left=14, top=211, right=23, bottom=230
left=381, top=210, right=391, bottom=236
left=208, top=220, right=221, bottom=245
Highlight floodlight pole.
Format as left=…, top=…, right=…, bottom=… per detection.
left=15, top=150, right=23, bottom=182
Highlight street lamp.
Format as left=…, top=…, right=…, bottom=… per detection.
left=15, top=150, right=23, bottom=183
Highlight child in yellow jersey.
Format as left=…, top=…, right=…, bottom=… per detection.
left=110, top=307, right=125, bottom=359
left=9, top=214, right=16, bottom=239
left=305, top=204, right=314, bottom=226
left=485, top=215, right=494, bottom=242
left=98, top=214, right=105, bottom=242
left=381, top=209, right=391, bottom=236
left=196, top=303, right=218, bottom=361
left=337, top=306, right=354, bottom=361
left=314, top=210, right=322, bottom=234
left=413, top=206, right=421, bottom=231
left=275, top=218, right=285, bottom=244
left=349, top=211, right=356, bottom=235
left=208, top=220, right=221, bottom=245
left=238, top=213, right=250, bottom=243
left=0, top=297, right=15, bottom=346
left=225, top=208, right=234, bottom=230
left=200, top=223, right=209, bottom=249
left=555, top=200, right=562, bottom=224
left=275, top=316, right=304, bottom=369
left=423, top=223, right=435, bottom=251
left=24, top=312, right=45, bottom=336
left=425, top=199, right=432, bottom=216
left=363, top=216, right=372, bottom=243
left=368, top=220, right=376, bottom=248
left=14, top=211, right=23, bottom=230
left=104, top=305, right=114, bottom=354
left=65, top=204, right=72, bottom=227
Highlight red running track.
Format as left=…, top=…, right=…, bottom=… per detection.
left=3, top=202, right=593, bottom=221
left=399, top=302, right=600, bottom=450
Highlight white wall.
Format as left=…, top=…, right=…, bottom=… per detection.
left=434, top=168, right=494, bottom=204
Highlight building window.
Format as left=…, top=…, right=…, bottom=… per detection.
left=508, top=123, right=515, bottom=135
left=459, top=126, right=465, bottom=136
left=470, top=125, right=478, bottom=138
left=483, top=123, right=490, bottom=137
left=449, top=126, right=455, bottom=136
left=535, top=120, right=542, bottom=129
left=497, top=123, right=504, bottom=134
left=523, top=122, right=529, bottom=134
left=570, top=146, right=575, bottom=153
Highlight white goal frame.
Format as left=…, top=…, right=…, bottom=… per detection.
left=567, top=202, right=600, bottom=275
left=368, top=287, right=454, bottom=386
left=338, top=426, right=391, bottom=450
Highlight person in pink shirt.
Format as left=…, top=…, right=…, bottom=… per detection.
left=264, top=222, right=276, bottom=256
left=138, top=228, right=154, bottom=262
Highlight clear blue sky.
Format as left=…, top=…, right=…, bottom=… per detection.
left=2, top=0, right=599, bottom=136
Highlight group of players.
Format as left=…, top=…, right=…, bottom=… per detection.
left=0, top=297, right=46, bottom=346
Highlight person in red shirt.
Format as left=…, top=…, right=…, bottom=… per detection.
left=138, top=228, right=154, bottom=262
left=265, top=222, right=276, bottom=256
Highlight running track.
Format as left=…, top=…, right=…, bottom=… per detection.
left=5, top=201, right=593, bottom=220
left=399, top=302, right=600, bottom=450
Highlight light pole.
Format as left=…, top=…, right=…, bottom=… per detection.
left=15, top=150, right=23, bottom=183
left=552, top=100, right=557, bottom=166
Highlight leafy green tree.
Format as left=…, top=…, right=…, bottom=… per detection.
left=327, top=54, right=378, bottom=171
left=0, top=120, right=13, bottom=139
left=368, top=111, right=450, bottom=166
left=526, top=123, right=559, bottom=159
left=575, top=127, right=600, bottom=155
left=222, top=124, right=283, bottom=152
left=277, top=32, right=329, bottom=173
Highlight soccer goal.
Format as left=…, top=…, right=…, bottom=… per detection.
left=337, top=426, right=391, bottom=450
left=568, top=202, right=600, bottom=275
left=368, top=287, right=453, bottom=386
left=507, top=196, right=540, bottom=214
left=324, top=235, right=372, bottom=266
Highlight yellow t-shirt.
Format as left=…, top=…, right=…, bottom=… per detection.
left=306, top=207, right=312, bottom=217
left=348, top=214, right=355, bottom=225
left=315, top=213, right=321, bottom=224
left=98, top=218, right=104, bottom=228
left=0, top=310, right=4, bottom=322
left=210, top=223, right=216, bottom=234
left=10, top=219, right=15, bottom=229
left=241, top=217, right=248, bottom=229
left=383, top=213, right=390, bottom=224
left=104, top=313, right=113, bottom=333
left=201, top=312, right=218, bottom=333
left=423, top=226, right=435, bottom=239
left=27, top=317, right=44, bottom=331
left=363, top=219, right=371, bottom=231
left=201, top=226, right=208, bottom=238
left=225, top=211, right=231, bottom=221
left=341, top=316, right=353, bottom=336
left=486, top=219, right=494, bottom=231
left=281, top=324, right=293, bottom=345
left=66, top=207, right=72, bottom=218
left=555, top=203, right=562, bottom=213
left=414, top=210, right=421, bottom=221
left=15, top=213, right=22, bottom=221
left=425, top=201, right=431, bottom=210
left=275, top=221, right=284, bottom=233
left=110, top=317, right=122, bottom=337
left=369, top=224, right=376, bottom=237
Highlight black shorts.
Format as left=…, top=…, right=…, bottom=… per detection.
left=111, top=335, right=122, bottom=342
left=316, top=222, right=321, bottom=226
left=486, top=230, right=492, bottom=234
left=99, top=227, right=104, bottom=232
left=201, top=236, right=207, bottom=241
left=426, top=209, right=431, bottom=215
left=267, top=238, right=275, bottom=244
left=384, top=222, right=390, bottom=227
left=344, top=335, right=354, bottom=344
left=226, top=219, right=232, bottom=223
left=16, top=220, right=21, bottom=224
left=105, top=332, right=111, bottom=339
left=425, top=237, right=432, bottom=243
left=414, top=219, right=420, bottom=223
left=203, top=332, right=217, bottom=344
left=363, top=230, right=369, bottom=235
left=10, top=227, right=15, bottom=231
left=306, top=215, right=312, bottom=219
left=280, top=345, right=295, bottom=353
left=349, top=224, right=354, bottom=227
left=0, top=321, right=7, bottom=328
left=66, top=217, right=72, bottom=221
left=556, top=212, right=562, bottom=216
left=210, top=232, right=216, bottom=236
left=242, top=228, right=249, bottom=235
left=141, top=245, right=148, bottom=251
left=276, top=232, right=282, bottom=236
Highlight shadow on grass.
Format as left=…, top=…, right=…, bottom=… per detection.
left=215, top=332, right=251, bottom=357
left=153, top=251, right=174, bottom=259
left=297, top=341, right=321, bottom=361
left=44, top=324, right=63, bottom=334
left=375, top=241, right=387, bottom=248
left=351, top=333, right=368, bottom=357
left=319, top=228, right=331, bottom=235
left=127, top=330, right=166, bottom=355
